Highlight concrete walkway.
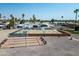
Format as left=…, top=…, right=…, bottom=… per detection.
left=71, top=34, right=79, bottom=41
left=0, top=29, right=18, bottom=43
left=0, top=36, right=79, bottom=56
left=0, top=29, right=79, bottom=56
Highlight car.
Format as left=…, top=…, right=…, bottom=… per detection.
left=40, top=24, right=48, bottom=27
left=39, top=24, right=48, bottom=30
left=17, top=24, right=24, bottom=29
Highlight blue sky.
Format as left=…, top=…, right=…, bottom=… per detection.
left=0, top=3, right=79, bottom=20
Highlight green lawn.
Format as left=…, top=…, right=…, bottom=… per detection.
left=65, top=29, right=79, bottom=34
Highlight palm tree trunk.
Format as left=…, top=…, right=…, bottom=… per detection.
left=13, top=18, right=15, bottom=29
left=75, top=12, right=77, bottom=30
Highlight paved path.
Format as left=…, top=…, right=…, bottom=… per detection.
left=0, top=36, right=79, bottom=56
left=0, top=29, right=79, bottom=56
left=71, top=34, right=79, bottom=41
left=0, top=29, right=18, bottom=43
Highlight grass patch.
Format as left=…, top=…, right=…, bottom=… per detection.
left=65, top=29, right=79, bottom=34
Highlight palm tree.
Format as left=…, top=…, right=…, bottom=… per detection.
left=33, top=14, right=36, bottom=24
left=3, top=16, right=6, bottom=23
left=74, top=9, right=79, bottom=21
left=9, top=14, right=15, bottom=28
left=74, top=9, right=79, bottom=30
left=3, top=16, right=6, bottom=19
left=0, top=13, right=1, bottom=20
left=22, top=13, right=25, bottom=20
left=51, top=19, right=55, bottom=23
left=61, top=16, right=64, bottom=20
left=10, top=14, right=14, bottom=19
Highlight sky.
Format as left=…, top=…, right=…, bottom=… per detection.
left=0, top=3, right=79, bottom=20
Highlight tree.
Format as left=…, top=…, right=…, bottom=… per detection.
left=15, top=18, right=17, bottom=21
left=0, top=13, right=1, bottom=20
left=61, top=16, right=64, bottom=20
left=0, top=13, right=2, bottom=22
left=38, top=19, right=40, bottom=22
left=74, top=9, right=79, bottom=30
left=22, top=13, right=25, bottom=20
left=10, top=14, right=14, bottom=19
left=74, top=9, right=79, bottom=22
left=32, top=14, right=37, bottom=24
left=78, top=20, right=79, bottom=24
left=20, top=20, right=25, bottom=24
left=3, top=16, right=6, bottom=23
left=3, top=16, right=6, bottom=19
left=51, top=19, right=55, bottom=23
left=74, top=9, right=79, bottom=20
left=40, top=20, right=43, bottom=24
left=8, top=14, right=15, bottom=29
left=29, top=18, right=32, bottom=23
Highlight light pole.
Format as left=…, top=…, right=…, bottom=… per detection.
left=74, top=9, right=79, bottom=30
left=23, top=31, right=27, bottom=46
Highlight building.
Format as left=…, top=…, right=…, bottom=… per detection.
left=0, top=23, right=6, bottom=29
